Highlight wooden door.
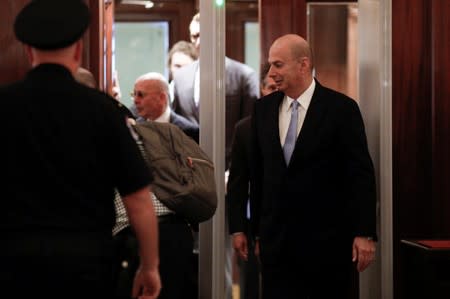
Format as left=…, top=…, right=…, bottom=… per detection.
left=0, top=0, right=30, bottom=85
left=0, top=0, right=103, bottom=88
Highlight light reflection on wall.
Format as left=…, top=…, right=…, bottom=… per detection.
left=307, top=3, right=358, bottom=101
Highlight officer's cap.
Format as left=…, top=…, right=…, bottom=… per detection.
left=14, top=0, right=90, bottom=50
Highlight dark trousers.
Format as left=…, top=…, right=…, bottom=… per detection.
left=158, top=216, right=196, bottom=299
left=261, top=261, right=354, bottom=299
left=113, top=215, right=195, bottom=299
left=1, top=245, right=114, bottom=299
left=2, top=232, right=114, bottom=298
left=238, top=224, right=261, bottom=299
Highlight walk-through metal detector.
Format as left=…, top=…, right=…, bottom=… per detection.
left=198, top=1, right=226, bottom=298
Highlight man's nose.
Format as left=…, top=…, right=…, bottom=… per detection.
left=195, top=38, right=200, bottom=50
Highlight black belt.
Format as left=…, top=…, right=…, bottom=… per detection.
left=158, top=214, right=186, bottom=224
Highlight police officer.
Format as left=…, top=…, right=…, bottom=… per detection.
left=0, top=1, right=161, bottom=298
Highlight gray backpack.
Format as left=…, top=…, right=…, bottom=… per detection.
left=132, top=121, right=217, bottom=223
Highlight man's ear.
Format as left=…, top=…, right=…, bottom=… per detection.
left=24, top=45, right=34, bottom=65
left=74, top=40, right=83, bottom=63
left=299, top=57, right=311, bottom=74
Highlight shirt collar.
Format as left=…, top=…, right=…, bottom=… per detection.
left=153, top=104, right=171, bottom=123
left=285, top=79, right=316, bottom=112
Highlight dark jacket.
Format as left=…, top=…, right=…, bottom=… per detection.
left=226, top=116, right=252, bottom=234
left=172, top=57, right=259, bottom=166
left=251, top=79, right=377, bottom=267
left=170, top=110, right=199, bottom=143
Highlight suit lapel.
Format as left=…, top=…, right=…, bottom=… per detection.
left=265, top=92, right=286, bottom=164
left=289, top=81, right=328, bottom=166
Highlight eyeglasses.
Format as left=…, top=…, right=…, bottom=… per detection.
left=130, top=90, right=147, bottom=98
left=190, top=33, right=200, bottom=42
left=131, top=90, right=165, bottom=98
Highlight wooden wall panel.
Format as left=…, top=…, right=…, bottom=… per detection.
left=258, top=0, right=356, bottom=68
left=392, top=0, right=450, bottom=297
left=115, top=1, right=196, bottom=48
left=85, top=0, right=104, bottom=90
left=259, top=0, right=306, bottom=64
left=431, top=0, right=450, bottom=236
left=392, top=0, right=433, bottom=236
left=392, top=1, right=433, bottom=298
left=0, top=0, right=30, bottom=85
left=225, top=2, right=257, bottom=62
left=104, top=0, right=115, bottom=94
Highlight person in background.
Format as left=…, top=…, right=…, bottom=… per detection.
left=110, top=70, right=124, bottom=101
left=74, top=67, right=97, bottom=89
left=129, top=41, right=197, bottom=121
left=167, top=40, right=198, bottom=102
left=113, top=71, right=198, bottom=299
left=259, top=62, right=278, bottom=97
left=172, top=13, right=260, bottom=298
left=172, top=12, right=259, bottom=167
left=134, top=72, right=199, bottom=142
left=251, top=34, right=377, bottom=299
left=0, top=1, right=160, bottom=298
left=227, top=62, right=277, bottom=299
left=75, top=67, right=135, bottom=124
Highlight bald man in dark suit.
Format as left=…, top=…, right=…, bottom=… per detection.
left=251, top=34, right=377, bottom=299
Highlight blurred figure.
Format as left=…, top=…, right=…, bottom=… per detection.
left=167, top=40, right=198, bottom=102
left=75, top=67, right=133, bottom=120
left=251, top=34, right=376, bottom=299
left=259, top=62, right=278, bottom=97
left=168, top=40, right=198, bottom=82
left=112, top=70, right=123, bottom=101
left=0, top=1, right=160, bottom=299
left=74, top=66, right=97, bottom=88
left=172, top=12, right=259, bottom=167
left=227, top=62, right=276, bottom=299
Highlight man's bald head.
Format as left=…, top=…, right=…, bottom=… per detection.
left=271, top=34, right=314, bottom=71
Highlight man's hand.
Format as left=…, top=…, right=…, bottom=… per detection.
left=232, top=233, right=248, bottom=261
left=352, top=237, right=376, bottom=272
left=132, top=266, right=161, bottom=299
left=254, top=239, right=260, bottom=258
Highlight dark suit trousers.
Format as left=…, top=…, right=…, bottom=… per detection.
left=1, top=256, right=114, bottom=298
left=261, top=260, right=354, bottom=299
left=113, top=215, right=194, bottom=299
left=238, top=221, right=261, bottom=299
left=158, top=216, right=195, bottom=299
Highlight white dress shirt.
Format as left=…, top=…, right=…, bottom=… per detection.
left=279, top=79, right=315, bottom=146
left=194, top=66, right=200, bottom=107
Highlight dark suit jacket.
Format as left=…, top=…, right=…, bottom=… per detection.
left=135, top=110, right=199, bottom=144
left=172, top=57, right=259, bottom=166
left=169, top=110, right=199, bottom=143
left=251, top=80, right=377, bottom=268
left=226, top=116, right=252, bottom=234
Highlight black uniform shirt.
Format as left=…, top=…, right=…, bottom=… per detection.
left=0, top=64, right=152, bottom=235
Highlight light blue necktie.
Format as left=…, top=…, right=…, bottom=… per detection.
left=283, top=100, right=300, bottom=164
